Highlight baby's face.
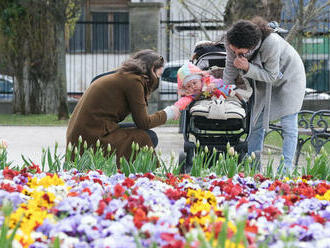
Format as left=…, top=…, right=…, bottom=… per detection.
left=183, top=79, right=202, bottom=95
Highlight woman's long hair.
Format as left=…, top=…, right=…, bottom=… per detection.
left=118, top=49, right=164, bottom=97
left=118, top=49, right=164, bottom=79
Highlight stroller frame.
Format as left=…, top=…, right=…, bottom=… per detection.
left=179, top=52, right=251, bottom=173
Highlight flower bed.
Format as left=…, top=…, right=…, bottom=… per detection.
left=1, top=165, right=330, bottom=248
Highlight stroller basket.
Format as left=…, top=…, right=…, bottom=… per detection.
left=192, top=116, right=246, bottom=131
left=197, top=135, right=241, bottom=146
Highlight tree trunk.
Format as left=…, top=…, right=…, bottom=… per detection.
left=28, top=76, right=57, bottom=114
left=55, top=20, right=69, bottom=120
left=13, top=62, right=28, bottom=114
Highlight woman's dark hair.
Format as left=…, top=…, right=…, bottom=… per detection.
left=118, top=49, right=164, bottom=78
left=226, top=16, right=272, bottom=49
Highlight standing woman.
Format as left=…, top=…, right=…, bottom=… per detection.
left=66, top=49, right=180, bottom=164
left=223, top=17, right=306, bottom=172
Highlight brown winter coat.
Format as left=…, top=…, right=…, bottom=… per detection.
left=66, top=71, right=167, bottom=163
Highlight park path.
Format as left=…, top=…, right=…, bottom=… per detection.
left=0, top=125, right=305, bottom=170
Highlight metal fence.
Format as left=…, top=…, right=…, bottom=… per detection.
left=66, top=20, right=130, bottom=99
left=157, top=16, right=330, bottom=103
left=0, top=15, right=329, bottom=108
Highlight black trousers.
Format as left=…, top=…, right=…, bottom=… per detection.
left=118, top=123, right=158, bottom=147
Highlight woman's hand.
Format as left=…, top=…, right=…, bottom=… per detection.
left=164, top=105, right=180, bottom=121
left=171, top=105, right=180, bottom=120
left=233, top=56, right=249, bottom=72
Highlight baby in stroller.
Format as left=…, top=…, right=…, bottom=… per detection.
left=178, top=45, right=252, bottom=172
left=174, top=62, right=243, bottom=111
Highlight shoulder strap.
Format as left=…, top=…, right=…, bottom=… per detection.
left=90, top=70, right=116, bottom=84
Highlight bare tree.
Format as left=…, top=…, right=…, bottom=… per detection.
left=177, top=0, right=227, bottom=39
left=177, top=0, right=329, bottom=46
left=224, top=0, right=283, bottom=26
left=0, top=0, right=82, bottom=119
left=284, top=0, right=330, bottom=43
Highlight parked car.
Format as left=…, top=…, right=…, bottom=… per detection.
left=304, top=88, right=330, bottom=100
left=159, top=60, right=186, bottom=101
left=0, top=75, right=14, bottom=100
left=0, top=74, right=80, bottom=102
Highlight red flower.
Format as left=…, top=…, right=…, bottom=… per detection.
left=292, top=183, right=315, bottom=198
left=3, top=167, right=19, bottom=180
left=208, top=174, right=217, bottom=180
left=316, top=182, right=330, bottom=195
left=212, top=179, right=243, bottom=200
left=28, top=163, right=41, bottom=174
left=114, top=184, right=125, bottom=198
left=254, top=174, right=268, bottom=182
left=283, top=194, right=300, bottom=206
left=105, top=212, right=115, bottom=220
left=82, top=188, right=92, bottom=195
left=104, top=196, right=112, bottom=204
left=68, top=191, right=79, bottom=197
left=161, top=233, right=185, bottom=248
left=133, top=208, right=147, bottom=229
left=262, top=206, right=281, bottom=221
left=245, top=220, right=258, bottom=233
left=126, top=195, right=145, bottom=213
left=302, top=175, right=313, bottom=180
left=311, top=213, right=326, bottom=225
left=93, top=178, right=103, bottom=186
left=165, top=188, right=186, bottom=201
left=0, top=183, right=17, bottom=192
left=42, top=193, right=53, bottom=204
left=290, top=223, right=308, bottom=230
left=165, top=173, right=180, bottom=186
left=238, top=172, right=245, bottom=178
left=96, top=200, right=107, bottom=215
left=268, top=180, right=284, bottom=192
left=144, top=172, right=155, bottom=180
left=49, top=208, right=59, bottom=215
left=206, top=221, right=234, bottom=239
left=122, top=177, right=135, bottom=188
left=79, top=176, right=90, bottom=181
left=236, top=197, right=249, bottom=209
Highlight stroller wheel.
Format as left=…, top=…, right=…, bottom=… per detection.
left=179, top=151, right=186, bottom=173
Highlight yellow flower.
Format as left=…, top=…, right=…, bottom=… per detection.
left=28, top=174, right=65, bottom=188
left=316, top=190, right=330, bottom=201
left=225, top=240, right=245, bottom=248
left=10, top=189, right=57, bottom=247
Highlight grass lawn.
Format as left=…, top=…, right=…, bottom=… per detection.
left=0, top=114, right=69, bottom=126
left=264, top=131, right=330, bottom=154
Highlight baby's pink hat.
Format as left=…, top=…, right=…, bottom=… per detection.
left=177, top=62, right=203, bottom=95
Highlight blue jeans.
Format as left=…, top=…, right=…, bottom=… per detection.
left=248, top=112, right=298, bottom=171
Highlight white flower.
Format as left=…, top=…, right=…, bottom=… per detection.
left=81, top=215, right=97, bottom=226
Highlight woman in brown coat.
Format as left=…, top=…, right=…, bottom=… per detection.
left=66, top=49, right=180, bottom=163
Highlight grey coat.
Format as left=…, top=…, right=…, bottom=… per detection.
left=223, top=33, right=306, bottom=129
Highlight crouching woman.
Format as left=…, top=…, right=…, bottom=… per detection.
left=66, top=49, right=180, bottom=165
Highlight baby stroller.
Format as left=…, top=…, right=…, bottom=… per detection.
left=178, top=51, right=253, bottom=172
